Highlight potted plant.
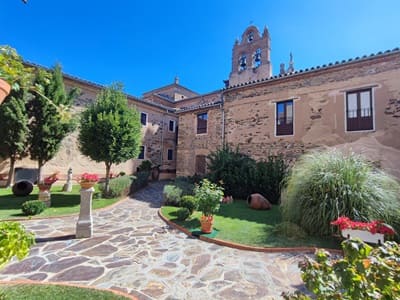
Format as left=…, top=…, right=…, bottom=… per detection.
left=38, top=172, right=60, bottom=191
left=331, top=216, right=395, bottom=244
left=0, top=45, right=34, bottom=104
left=194, top=179, right=224, bottom=233
left=78, top=172, right=99, bottom=189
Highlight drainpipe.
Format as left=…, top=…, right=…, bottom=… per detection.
left=160, top=113, right=165, bottom=169
left=221, top=92, right=226, bottom=146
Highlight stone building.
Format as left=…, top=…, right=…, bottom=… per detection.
left=1, top=25, right=400, bottom=181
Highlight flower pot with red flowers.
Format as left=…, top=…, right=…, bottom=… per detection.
left=194, top=179, right=224, bottom=234
left=331, top=216, right=395, bottom=244
left=78, top=173, right=99, bottom=189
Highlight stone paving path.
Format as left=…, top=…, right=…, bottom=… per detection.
left=0, top=181, right=308, bottom=299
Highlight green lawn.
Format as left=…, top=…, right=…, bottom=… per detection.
left=162, top=200, right=341, bottom=249
left=0, top=284, right=130, bottom=299
left=0, top=185, right=120, bottom=220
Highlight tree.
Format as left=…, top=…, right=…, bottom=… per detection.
left=78, top=84, right=142, bottom=193
left=27, top=65, right=77, bottom=181
left=0, top=87, right=30, bottom=186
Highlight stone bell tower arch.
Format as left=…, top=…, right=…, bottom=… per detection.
left=228, top=25, right=272, bottom=86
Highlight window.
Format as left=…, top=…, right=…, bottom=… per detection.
left=195, top=155, right=206, bottom=175
left=167, top=149, right=173, bottom=161
left=197, top=112, right=208, bottom=134
left=247, top=31, right=254, bottom=43
left=239, top=55, right=247, bottom=71
left=138, top=146, right=145, bottom=159
left=276, top=100, right=293, bottom=136
left=140, top=112, right=147, bottom=126
left=346, top=89, right=373, bottom=131
left=253, top=48, right=261, bottom=68
left=169, top=120, right=175, bottom=132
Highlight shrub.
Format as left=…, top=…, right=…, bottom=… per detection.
left=195, top=179, right=224, bottom=216
left=207, top=145, right=288, bottom=203
left=130, top=171, right=150, bottom=194
left=207, top=145, right=256, bottom=199
left=163, top=185, right=182, bottom=206
left=174, top=177, right=195, bottom=196
left=0, top=222, right=35, bottom=269
left=21, top=200, right=46, bottom=216
left=281, top=150, right=400, bottom=236
left=283, top=239, right=400, bottom=299
left=137, top=160, right=152, bottom=172
left=99, top=175, right=133, bottom=198
left=254, top=154, right=287, bottom=204
left=180, top=195, right=198, bottom=214
left=177, top=208, right=190, bottom=221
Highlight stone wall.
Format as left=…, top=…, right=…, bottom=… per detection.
left=176, top=106, right=223, bottom=177
left=0, top=76, right=178, bottom=181
left=222, top=52, right=400, bottom=178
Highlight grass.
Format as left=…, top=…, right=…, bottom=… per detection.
left=0, top=185, right=120, bottom=220
left=0, top=284, right=130, bottom=299
left=162, top=200, right=341, bottom=249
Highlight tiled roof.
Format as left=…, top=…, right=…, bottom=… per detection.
left=25, top=61, right=176, bottom=113
left=176, top=100, right=223, bottom=113
left=224, top=47, right=400, bottom=90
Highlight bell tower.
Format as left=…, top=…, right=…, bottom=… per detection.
left=228, top=25, right=272, bottom=87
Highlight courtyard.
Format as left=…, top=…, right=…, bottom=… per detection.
left=0, top=181, right=307, bottom=299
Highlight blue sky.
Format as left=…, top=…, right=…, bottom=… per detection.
left=1, top=0, right=399, bottom=96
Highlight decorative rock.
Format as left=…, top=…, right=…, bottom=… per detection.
left=52, top=265, right=104, bottom=281
left=247, top=193, right=272, bottom=210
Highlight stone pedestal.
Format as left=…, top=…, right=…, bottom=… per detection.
left=76, top=187, right=94, bottom=238
left=38, top=190, right=51, bottom=207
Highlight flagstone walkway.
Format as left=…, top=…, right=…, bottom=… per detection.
left=0, top=181, right=309, bottom=299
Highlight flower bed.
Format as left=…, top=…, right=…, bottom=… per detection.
left=331, top=216, right=395, bottom=244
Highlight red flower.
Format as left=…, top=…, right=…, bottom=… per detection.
left=43, top=172, right=59, bottom=185
left=331, top=216, right=395, bottom=236
left=79, top=173, right=99, bottom=183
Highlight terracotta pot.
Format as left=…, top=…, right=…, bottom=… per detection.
left=80, top=181, right=96, bottom=189
left=0, top=79, right=11, bottom=105
left=200, top=215, right=214, bottom=234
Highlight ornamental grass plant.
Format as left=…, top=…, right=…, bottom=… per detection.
left=281, top=150, right=400, bottom=237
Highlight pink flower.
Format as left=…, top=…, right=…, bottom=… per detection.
left=43, top=172, right=59, bottom=185
left=331, top=216, right=395, bottom=236
left=79, top=173, right=99, bottom=183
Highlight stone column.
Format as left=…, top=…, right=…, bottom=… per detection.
left=38, top=190, right=51, bottom=207
left=76, top=187, right=94, bottom=238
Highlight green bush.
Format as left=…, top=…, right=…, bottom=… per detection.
left=99, top=175, right=133, bottom=198
left=177, top=207, right=190, bottom=221
left=207, top=145, right=287, bottom=203
left=163, top=185, right=182, bottom=206
left=174, top=177, right=195, bottom=196
left=130, top=171, right=150, bottom=194
left=283, top=239, right=400, bottom=299
left=207, top=145, right=257, bottom=199
left=254, top=155, right=287, bottom=204
left=21, top=200, right=46, bottom=216
left=281, top=150, right=400, bottom=236
left=137, top=160, right=152, bottom=172
left=0, top=222, right=35, bottom=269
left=180, top=195, right=197, bottom=214
left=195, top=179, right=224, bottom=216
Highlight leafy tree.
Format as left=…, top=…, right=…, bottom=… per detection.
left=78, top=84, right=142, bottom=193
left=0, top=88, right=30, bottom=186
left=27, top=65, right=77, bottom=181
